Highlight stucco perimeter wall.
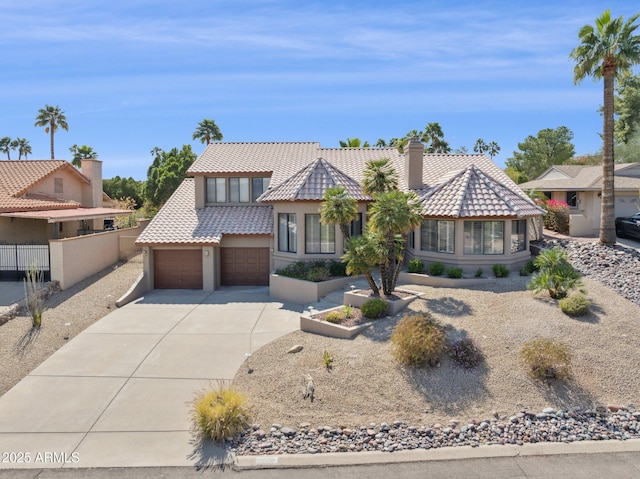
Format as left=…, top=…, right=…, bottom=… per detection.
left=50, top=224, right=145, bottom=289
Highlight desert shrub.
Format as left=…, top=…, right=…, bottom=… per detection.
left=343, top=304, right=353, bottom=319
left=390, top=312, right=446, bottom=367
left=559, top=294, right=590, bottom=317
left=306, top=265, right=330, bottom=282
left=328, top=260, right=347, bottom=277
left=408, top=258, right=424, bottom=273
left=492, top=264, right=509, bottom=278
left=193, top=385, right=251, bottom=442
left=428, top=262, right=445, bottom=276
left=23, top=265, right=46, bottom=328
left=519, top=259, right=538, bottom=276
left=361, top=297, right=388, bottom=319
left=542, top=199, right=570, bottom=234
left=322, top=349, right=333, bottom=369
left=275, top=261, right=308, bottom=279
left=475, top=268, right=483, bottom=278
left=449, top=338, right=483, bottom=369
left=519, top=337, right=571, bottom=381
left=528, top=247, right=583, bottom=299
left=446, top=267, right=463, bottom=279
left=324, top=310, right=345, bottom=324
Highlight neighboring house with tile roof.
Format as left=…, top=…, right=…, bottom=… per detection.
left=519, top=163, right=640, bottom=236
left=136, top=140, right=544, bottom=291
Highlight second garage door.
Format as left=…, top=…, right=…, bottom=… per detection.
left=220, top=247, right=270, bottom=286
left=154, top=249, right=203, bottom=289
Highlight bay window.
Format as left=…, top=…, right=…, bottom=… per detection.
left=421, top=220, right=455, bottom=253
left=305, top=214, right=335, bottom=253
left=464, top=221, right=504, bottom=255
left=278, top=213, right=297, bottom=253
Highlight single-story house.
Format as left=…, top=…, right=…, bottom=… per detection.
left=136, top=140, right=544, bottom=291
left=518, top=163, right=640, bottom=236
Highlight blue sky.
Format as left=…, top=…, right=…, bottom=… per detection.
left=1, top=0, right=638, bottom=180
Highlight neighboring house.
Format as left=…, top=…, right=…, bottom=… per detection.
left=519, top=163, right=640, bottom=236
left=136, top=140, right=543, bottom=291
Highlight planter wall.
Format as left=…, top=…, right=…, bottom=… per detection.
left=398, top=272, right=497, bottom=288
left=300, top=306, right=372, bottom=339
left=343, top=289, right=423, bottom=316
left=270, top=274, right=351, bottom=304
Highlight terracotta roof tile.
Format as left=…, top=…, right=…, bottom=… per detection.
left=418, top=165, right=545, bottom=218
left=259, top=157, right=373, bottom=202
left=136, top=179, right=273, bottom=245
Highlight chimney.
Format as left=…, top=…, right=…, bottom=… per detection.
left=404, top=137, right=424, bottom=189
left=80, top=158, right=103, bottom=208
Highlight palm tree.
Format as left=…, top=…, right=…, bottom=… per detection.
left=342, top=234, right=383, bottom=297
left=0, top=137, right=12, bottom=159
left=319, top=186, right=358, bottom=241
left=338, top=137, right=370, bottom=148
left=192, top=119, right=223, bottom=145
left=474, top=138, right=488, bottom=154
left=570, top=10, right=640, bottom=245
left=16, top=138, right=31, bottom=159
left=34, top=105, right=69, bottom=159
left=367, top=190, right=423, bottom=295
left=375, top=138, right=387, bottom=147
left=488, top=141, right=501, bottom=159
left=69, top=144, right=99, bottom=167
left=362, top=158, right=398, bottom=195
left=422, top=122, right=451, bottom=153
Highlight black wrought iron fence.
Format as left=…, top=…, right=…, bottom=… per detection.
left=0, top=244, right=50, bottom=281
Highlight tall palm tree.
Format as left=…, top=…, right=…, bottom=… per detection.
left=342, top=234, right=383, bottom=297
left=362, top=158, right=398, bottom=195
left=69, top=144, right=99, bottom=167
left=34, top=105, right=69, bottom=159
left=570, top=10, right=640, bottom=245
left=367, top=190, right=423, bottom=295
left=16, top=138, right=31, bottom=159
left=474, top=138, right=488, bottom=154
left=422, top=122, right=451, bottom=153
left=488, top=141, right=501, bottom=159
left=319, top=186, right=358, bottom=241
left=0, top=137, right=12, bottom=159
left=192, top=119, right=223, bottom=145
left=338, top=137, right=370, bottom=148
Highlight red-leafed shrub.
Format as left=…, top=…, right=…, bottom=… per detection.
left=541, top=199, right=570, bottom=234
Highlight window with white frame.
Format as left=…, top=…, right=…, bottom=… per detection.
left=421, top=219, right=455, bottom=253
left=511, top=219, right=527, bottom=253
left=305, top=214, right=335, bottom=253
left=278, top=213, right=296, bottom=253
left=464, top=221, right=504, bottom=255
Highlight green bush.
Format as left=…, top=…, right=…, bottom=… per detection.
left=428, top=262, right=445, bottom=276
left=492, top=264, right=509, bottom=278
left=559, top=294, right=590, bottom=317
left=276, top=260, right=346, bottom=281
left=193, top=385, right=251, bottom=442
left=390, top=312, right=446, bottom=367
left=542, top=199, right=570, bottom=234
left=528, top=247, right=583, bottom=299
left=446, top=267, right=463, bottom=279
left=474, top=268, right=483, bottom=278
left=448, top=338, right=483, bottom=369
left=361, top=297, right=388, bottom=319
left=324, top=310, right=345, bottom=324
left=328, top=260, right=347, bottom=277
left=306, top=265, right=330, bottom=282
left=408, top=258, right=424, bottom=273
left=519, top=337, right=571, bottom=381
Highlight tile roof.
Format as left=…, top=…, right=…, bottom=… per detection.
left=520, top=162, right=640, bottom=191
left=136, top=179, right=273, bottom=245
left=0, top=160, right=88, bottom=212
left=258, top=157, right=373, bottom=202
left=418, top=165, right=545, bottom=218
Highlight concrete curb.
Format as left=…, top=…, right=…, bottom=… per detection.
left=234, top=438, right=640, bottom=470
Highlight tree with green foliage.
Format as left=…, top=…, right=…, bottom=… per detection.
left=342, top=234, right=384, bottom=297
left=614, top=74, right=640, bottom=144
left=571, top=9, right=640, bottom=245
left=192, top=119, right=223, bottom=145
left=15, top=138, right=31, bottom=159
left=505, top=126, right=575, bottom=181
left=488, top=141, right=501, bottom=159
left=145, top=145, right=197, bottom=207
left=34, top=104, right=69, bottom=159
left=362, top=158, right=398, bottom=195
left=474, top=138, right=488, bottom=154
left=319, top=186, right=358, bottom=241
left=0, top=137, right=13, bottom=160
left=69, top=144, right=98, bottom=167
left=339, top=138, right=370, bottom=148
left=422, top=122, right=451, bottom=153
left=103, top=176, right=145, bottom=207
left=504, top=166, right=529, bottom=184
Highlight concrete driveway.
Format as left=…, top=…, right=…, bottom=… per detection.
left=0, top=287, right=302, bottom=469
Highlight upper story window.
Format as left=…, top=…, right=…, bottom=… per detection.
left=54, top=178, right=63, bottom=194
left=206, top=176, right=270, bottom=204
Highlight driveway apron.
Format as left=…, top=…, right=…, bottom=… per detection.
left=0, top=287, right=302, bottom=469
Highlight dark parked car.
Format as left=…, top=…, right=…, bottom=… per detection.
left=615, top=213, right=640, bottom=239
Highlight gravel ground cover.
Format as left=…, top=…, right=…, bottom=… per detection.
left=0, top=258, right=142, bottom=396
left=232, top=241, right=640, bottom=454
